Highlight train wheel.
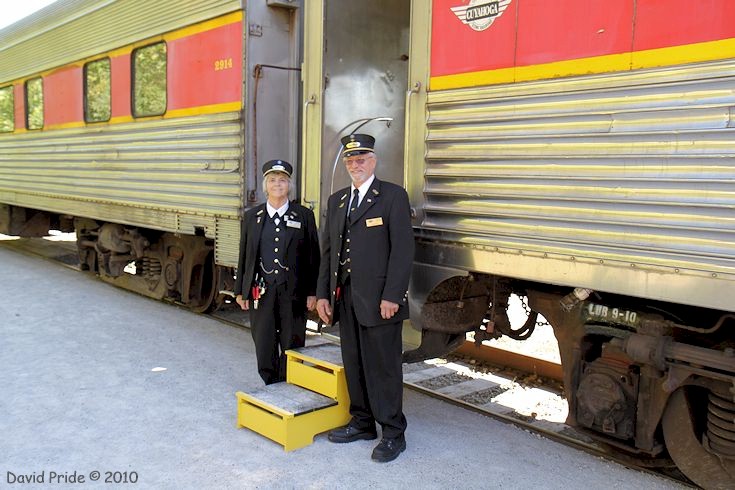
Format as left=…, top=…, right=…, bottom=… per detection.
left=187, top=251, right=217, bottom=313
left=662, top=388, right=735, bottom=489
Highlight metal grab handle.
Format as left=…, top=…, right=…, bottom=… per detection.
left=302, top=94, right=318, bottom=209
left=402, top=81, right=422, bottom=197
left=407, top=81, right=421, bottom=97
left=404, top=82, right=421, bottom=131
left=403, top=81, right=421, bottom=136
left=304, top=94, right=316, bottom=110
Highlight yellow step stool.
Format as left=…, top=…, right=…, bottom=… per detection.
left=236, top=343, right=350, bottom=451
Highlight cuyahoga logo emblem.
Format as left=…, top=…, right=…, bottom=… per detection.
left=451, top=0, right=512, bottom=32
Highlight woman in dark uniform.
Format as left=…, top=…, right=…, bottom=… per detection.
left=234, top=160, right=320, bottom=384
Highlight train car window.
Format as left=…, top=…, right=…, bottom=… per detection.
left=25, top=78, right=44, bottom=130
left=0, top=86, right=13, bottom=132
left=84, top=58, right=111, bottom=123
left=132, top=42, right=167, bottom=117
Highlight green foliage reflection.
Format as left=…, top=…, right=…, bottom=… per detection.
left=133, top=43, right=167, bottom=117
left=86, top=58, right=111, bottom=122
left=0, top=86, right=13, bottom=132
left=26, top=78, right=43, bottom=130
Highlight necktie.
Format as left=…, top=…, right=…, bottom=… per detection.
left=348, top=189, right=360, bottom=223
left=340, top=189, right=360, bottom=284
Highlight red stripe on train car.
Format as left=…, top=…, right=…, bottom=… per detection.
left=515, top=0, right=634, bottom=67
left=111, top=54, right=132, bottom=119
left=431, top=0, right=735, bottom=79
left=44, top=66, right=83, bottom=127
left=13, top=84, right=24, bottom=130
left=167, top=21, right=242, bottom=111
left=633, top=0, right=735, bottom=51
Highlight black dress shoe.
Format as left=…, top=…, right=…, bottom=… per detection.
left=371, top=436, right=406, bottom=462
left=327, top=425, right=378, bottom=443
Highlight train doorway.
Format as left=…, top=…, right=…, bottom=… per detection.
left=301, top=0, right=411, bottom=220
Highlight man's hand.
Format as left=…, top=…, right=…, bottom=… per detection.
left=236, top=295, right=249, bottom=311
left=316, top=298, right=332, bottom=324
left=380, top=299, right=399, bottom=320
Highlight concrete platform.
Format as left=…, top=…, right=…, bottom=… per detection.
left=0, top=244, right=685, bottom=489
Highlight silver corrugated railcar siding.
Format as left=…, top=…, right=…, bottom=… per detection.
left=215, top=217, right=241, bottom=267
left=0, top=0, right=242, bottom=83
left=0, top=112, right=243, bottom=267
left=421, top=60, right=735, bottom=311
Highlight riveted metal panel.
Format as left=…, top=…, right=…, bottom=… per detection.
left=0, top=112, right=243, bottom=265
left=419, top=60, right=735, bottom=311
left=0, top=0, right=242, bottom=83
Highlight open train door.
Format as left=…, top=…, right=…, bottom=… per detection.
left=300, top=0, right=415, bottom=224
left=301, top=1, right=430, bottom=346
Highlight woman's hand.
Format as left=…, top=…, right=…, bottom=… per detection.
left=306, top=296, right=317, bottom=311
left=236, top=295, right=249, bottom=310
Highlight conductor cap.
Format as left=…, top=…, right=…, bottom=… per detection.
left=262, top=159, right=293, bottom=178
left=341, top=133, right=375, bottom=158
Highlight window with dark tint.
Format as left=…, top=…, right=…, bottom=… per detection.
left=25, top=78, right=43, bottom=130
left=85, top=58, right=111, bottom=122
left=132, top=42, right=167, bottom=117
left=0, top=86, right=13, bottom=132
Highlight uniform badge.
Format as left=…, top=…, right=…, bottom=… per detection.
left=286, top=220, right=301, bottom=229
left=366, top=217, right=383, bottom=227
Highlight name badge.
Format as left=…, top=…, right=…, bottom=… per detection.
left=366, top=217, right=383, bottom=227
left=286, top=220, right=302, bottom=229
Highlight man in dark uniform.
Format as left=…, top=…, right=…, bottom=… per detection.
left=316, top=134, right=414, bottom=463
left=235, top=160, right=320, bottom=384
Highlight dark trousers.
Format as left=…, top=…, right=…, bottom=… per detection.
left=338, top=281, right=407, bottom=439
left=249, top=282, right=306, bottom=384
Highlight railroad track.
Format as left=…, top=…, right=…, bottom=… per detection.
left=1, top=235, right=695, bottom=488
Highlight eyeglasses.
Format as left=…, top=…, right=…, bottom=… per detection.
left=343, top=155, right=374, bottom=166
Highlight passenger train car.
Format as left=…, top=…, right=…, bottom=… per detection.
left=1, top=1, right=733, bottom=487
left=0, top=0, right=299, bottom=311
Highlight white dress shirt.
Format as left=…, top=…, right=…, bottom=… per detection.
left=350, top=174, right=375, bottom=209
left=266, top=201, right=289, bottom=225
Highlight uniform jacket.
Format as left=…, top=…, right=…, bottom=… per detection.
left=235, top=201, right=320, bottom=302
left=317, top=178, right=414, bottom=326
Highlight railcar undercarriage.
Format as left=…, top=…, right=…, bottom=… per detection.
left=73, top=218, right=231, bottom=313
left=1, top=205, right=232, bottom=313
left=407, top=273, right=735, bottom=489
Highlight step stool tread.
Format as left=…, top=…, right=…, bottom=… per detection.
left=247, top=382, right=337, bottom=416
left=288, top=343, right=343, bottom=367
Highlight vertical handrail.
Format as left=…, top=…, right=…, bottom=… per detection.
left=403, top=81, right=422, bottom=218
left=302, top=94, right=317, bottom=209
